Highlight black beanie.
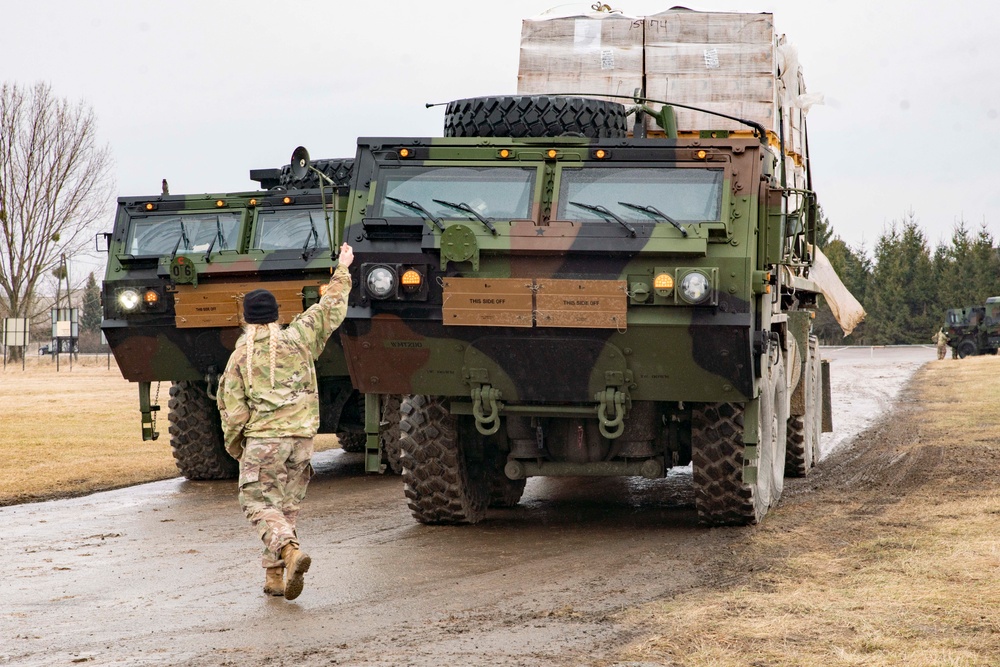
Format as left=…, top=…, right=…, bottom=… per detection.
left=243, top=289, right=279, bottom=324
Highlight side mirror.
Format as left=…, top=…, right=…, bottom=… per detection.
left=95, top=232, right=111, bottom=253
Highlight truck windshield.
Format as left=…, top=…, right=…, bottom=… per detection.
left=376, top=166, right=535, bottom=221
left=556, top=167, right=724, bottom=223
left=126, top=212, right=242, bottom=256
left=254, top=209, right=330, bottom=250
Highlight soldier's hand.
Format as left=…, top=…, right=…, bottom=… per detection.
left=339, top=243, right=354, bottom=268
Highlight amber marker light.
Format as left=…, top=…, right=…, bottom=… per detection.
left=595, top=149, right=608, bottom=159
left=216, top=200, right=225, bottom=207
left=696, top=150, right=707, bottom=159
left=399, top=148, right=411, bottom=158
left=401, top=269, right=422, bottom=287
left=143, top=289, right=159, bottom=305
left=547, top=149, right=558, bottom=159
left=282, top=196, right=293, bottom=205
left=249, top=198, right=257, bottom=206
left=499, top=149, right=511, bottom=158
left=144, top=202, right=156, bottom=211
left=654, top=273, right=675, bottom=290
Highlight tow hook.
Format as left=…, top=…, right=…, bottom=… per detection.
left=472, top=384, right=502, bottom=436
left=595, top=387, right=630, bottom=439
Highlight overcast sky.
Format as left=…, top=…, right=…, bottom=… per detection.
left=4, top=0, right=998, bottom=279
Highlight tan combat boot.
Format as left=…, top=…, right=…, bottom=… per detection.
left=280, top=542, right=311, bottom=600
left=263, top=567, right=284, bottom=597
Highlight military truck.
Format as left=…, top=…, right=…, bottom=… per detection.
left=944, top=297, right=1000, bottom=358
left=99, top=160, right=401, bottom=479
left=317, top=88, right=830, bottom=527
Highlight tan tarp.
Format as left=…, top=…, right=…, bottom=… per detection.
left=810, top=247, right=866, bottom=336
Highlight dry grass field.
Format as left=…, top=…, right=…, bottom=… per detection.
left=0, top=354, right=339, bottom=505
left=617, top=356, right=1000, bottom=667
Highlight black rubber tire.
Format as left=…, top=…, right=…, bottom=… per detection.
left=381, top=395, right=403, bottom=475
left=486, top=445, right=526, bottom=508
left=692, top=353, right=787, bottom=526
left=785, top=337, right=819, bottom=477
left=399, top=395, right=488, bottom=524
left=336, top=431, right=367, bottom=453
left=279, top=158, right=354, bottom=190
left=957, top=339, right=978, bottom=359
left=443, top=96, right=628, bottom=139
left=167, top=381, right=238, bottom=480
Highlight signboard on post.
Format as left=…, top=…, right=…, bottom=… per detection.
left=2, top=317, right=30, bottom=370
left=3, top=318, right=29, bottom=347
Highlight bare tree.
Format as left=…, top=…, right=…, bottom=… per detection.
left=0, top=82, right=114, bottom=356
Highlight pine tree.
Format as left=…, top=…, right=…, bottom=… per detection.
left=81, top=272, right=102, bottom=334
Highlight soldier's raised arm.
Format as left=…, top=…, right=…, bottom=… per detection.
left=286, top=243, right=354, bottom=359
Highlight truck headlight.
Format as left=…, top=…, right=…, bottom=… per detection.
left=365, top=266, right=396, bottom=299
left=679, top=272, right=711, bottom=304
left=117, top=288, right=141, bottom=312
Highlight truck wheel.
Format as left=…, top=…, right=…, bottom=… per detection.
left=443, top=96, right=628, bottom=139
left=336, top=432, right=366, bottom=453
left=279, top=158, right=354, bottom=190
left=957, top=340, right=978, bottom=358
left=692, top=354, right=787, bottom=525
left=167, top=381, right=238, bottom=481
left=785, top=338, right=819, bottom=477
left=399, top=395, right=488, bottom=524
left=381, top=395, right=403, bottom=475
left=486, top=445, right=526, bottom=508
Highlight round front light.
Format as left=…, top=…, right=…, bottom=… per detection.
left=366, top=267, right=396, bottom=299
left=680, top=272, right=711, bottom=304
left=118, top=289, right=141, bottom=312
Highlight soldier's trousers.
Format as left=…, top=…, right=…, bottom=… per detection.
left=238, top=436, right=314, bottom=568
left=937, top=345, right=947, bottom=360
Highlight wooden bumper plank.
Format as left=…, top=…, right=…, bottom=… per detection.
left=173, top=279, right=327, bottom=329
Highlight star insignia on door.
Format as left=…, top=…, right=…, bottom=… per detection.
left=535, top=228, right=546, bottom=236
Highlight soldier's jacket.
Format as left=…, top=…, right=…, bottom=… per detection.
left=218, top=264, right=352, bottom=458
left=934, top=331, right=948, bottom=346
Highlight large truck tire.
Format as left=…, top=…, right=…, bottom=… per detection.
left=957, top=339, right=978, bottom=358
left=785, top=337, right=821, bottom=477
left=443, top=95, right=628, bottom=139
left=279, top=158, right=354, bottom=190
left=167, top=381, right=238, bottom=481
left=381, top=394, right=403, bottom=475
left=336, top=432, right=366, bottom=453
left=693, top=353, right=787, bottom=525
left=399, top=395, right=488, bottom=524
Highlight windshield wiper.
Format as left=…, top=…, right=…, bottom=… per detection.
left=568, top=201, right=636, bottom=237
left=385, top=196, right=445, bottom=231
left=202, top=216, right=227, bottom=262
left=302, top=212, right=320, bottom=260
left=617, top=201, right=688, bottom=237
left=171, top=218, right=191, bottom=258
left=432, top=198, right=498, bottom=235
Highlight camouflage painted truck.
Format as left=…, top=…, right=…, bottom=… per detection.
left=331, top=9, right=859, bottom=527
left=99, top=160, right=401, bottom=479
left=944, top=297, right=1000, bottom=358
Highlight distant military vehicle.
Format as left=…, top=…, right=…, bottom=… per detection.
left=944, top=297, right=1000, bottom=358
left=99, top=160, right=401, bottom=479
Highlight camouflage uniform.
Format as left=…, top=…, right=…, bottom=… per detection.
left=934, top=329, right=948, bottom=360
left=218, top=264, right=351, bottom=568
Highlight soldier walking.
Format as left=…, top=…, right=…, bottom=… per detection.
left=934, top=327, right=949, bottom=360
left=217, top=243, right=354, bottom=599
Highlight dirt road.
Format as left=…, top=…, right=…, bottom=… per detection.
left=2, top=346, right=935, bottom=666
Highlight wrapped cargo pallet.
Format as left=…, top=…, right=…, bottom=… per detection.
left=517, top=10, right=644, bottom=102
left=517, top=7, right=822, bottom=224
